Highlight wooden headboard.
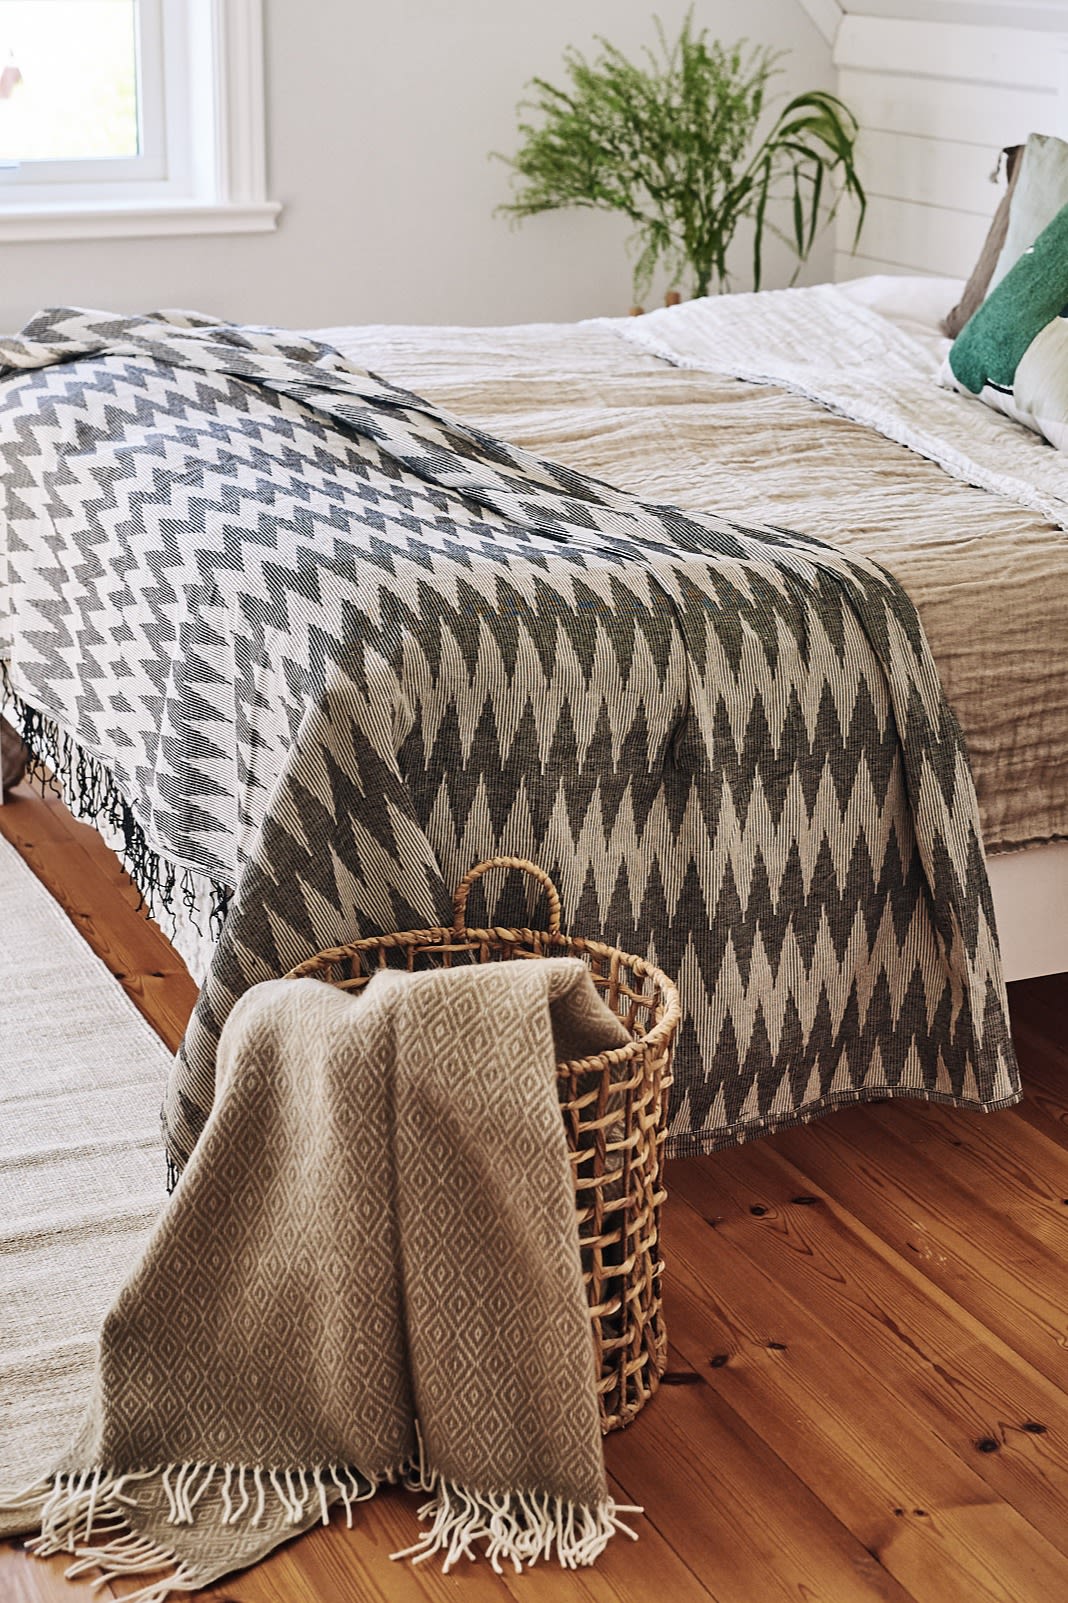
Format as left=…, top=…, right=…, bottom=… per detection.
left=832, top=15, right=1068, bottom=280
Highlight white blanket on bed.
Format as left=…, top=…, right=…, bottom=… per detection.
left=609, top=283, right=1068, bottom=533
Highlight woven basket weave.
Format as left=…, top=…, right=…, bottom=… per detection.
left=286, top=856, right=681, bottom=1433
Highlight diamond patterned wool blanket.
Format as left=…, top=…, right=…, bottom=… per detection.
left=0, top=307, right=1019, bottom=1174
left=0, top=959, right=639, bottom=1592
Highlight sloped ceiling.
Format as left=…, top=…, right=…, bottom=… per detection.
left=800, top=0, right=1068, bottom=41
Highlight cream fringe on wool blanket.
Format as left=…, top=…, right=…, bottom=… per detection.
left=0, top=958, right=637, bottom=1596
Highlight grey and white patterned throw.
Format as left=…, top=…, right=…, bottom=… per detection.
left=0, top=308, right=1018, bottom=1175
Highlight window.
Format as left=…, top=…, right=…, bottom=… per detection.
left=0, top=0, right=277, bottom=240
left=0, top=1, right=164, bottom=192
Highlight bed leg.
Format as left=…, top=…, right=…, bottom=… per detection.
left=1, top=715, right=28, bottom=798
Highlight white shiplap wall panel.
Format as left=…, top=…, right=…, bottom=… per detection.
left=858, top=128, right=1003, bottom=214
left=844, top=2, right=1068, bottom=27
left=831, top=249, right=936, bottom=278
left=836, top=68, right=1056, bottom=147
left=833, top=16, right=1068, bottom=279
left=836, top=15, right=1068, bottom=84
left=838, top=197, right=992, bottom=275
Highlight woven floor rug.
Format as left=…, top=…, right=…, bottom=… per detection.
left=0, top=831, right=169, bottom=1494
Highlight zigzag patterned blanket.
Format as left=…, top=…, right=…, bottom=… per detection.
left=0, top=308, right=1019, bottom=1174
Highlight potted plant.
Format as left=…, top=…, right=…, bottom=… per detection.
left=497, top=12, right=865, bottom=305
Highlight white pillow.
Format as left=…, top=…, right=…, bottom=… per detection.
left=989, top=132, right=1068, bottom=293
left=1011, top=315, right=1068, bottom=451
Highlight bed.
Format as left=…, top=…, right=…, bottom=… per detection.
left=314, top=274, right=1068, bottom=986
left=1, top=273, right=1062, bottom=1173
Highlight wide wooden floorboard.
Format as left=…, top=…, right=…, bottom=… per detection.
left=0, top=785, right=198, bottom=1050
left=3, top=780, right=1068, bottom=1602
left=664, top=1197, right=1068, bottom=1602
left=765, top=1110, right=1068, bottom=1393
left=669, top=1147, right=1068, bottom=1565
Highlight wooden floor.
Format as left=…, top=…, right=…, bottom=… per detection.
left=2, top=779, right=1068, bottom=1603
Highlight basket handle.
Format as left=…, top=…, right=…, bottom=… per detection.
left=452, top=857, right=562, bottom=936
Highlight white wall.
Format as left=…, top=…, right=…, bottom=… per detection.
left=0, top=0, right=834, bottom=333
left=832, top=12, right=1068, bottom=279
left=837, top=1, right=1068, bottom=27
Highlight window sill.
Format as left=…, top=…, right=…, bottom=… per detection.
left=0, top=200, right=282, bottom=244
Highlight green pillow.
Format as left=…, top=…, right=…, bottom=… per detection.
left=943, top=201, right=1068, bottom=450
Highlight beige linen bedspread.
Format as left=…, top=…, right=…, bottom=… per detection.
left=317, top=319, right=1068, bottom=855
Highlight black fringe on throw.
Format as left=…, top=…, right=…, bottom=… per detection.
left=1, top=672, right=233, bottom=941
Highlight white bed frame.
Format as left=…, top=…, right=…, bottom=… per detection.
left=987, top=845, right=1068, bottom=982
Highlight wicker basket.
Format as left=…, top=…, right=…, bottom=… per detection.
left=285, top=855, right=681, bottom=1433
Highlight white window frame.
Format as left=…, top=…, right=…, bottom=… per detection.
left=0, top=0, right=279, bottom=240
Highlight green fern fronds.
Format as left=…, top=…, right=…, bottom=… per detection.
left=496, top=12, right=865, bottom=300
